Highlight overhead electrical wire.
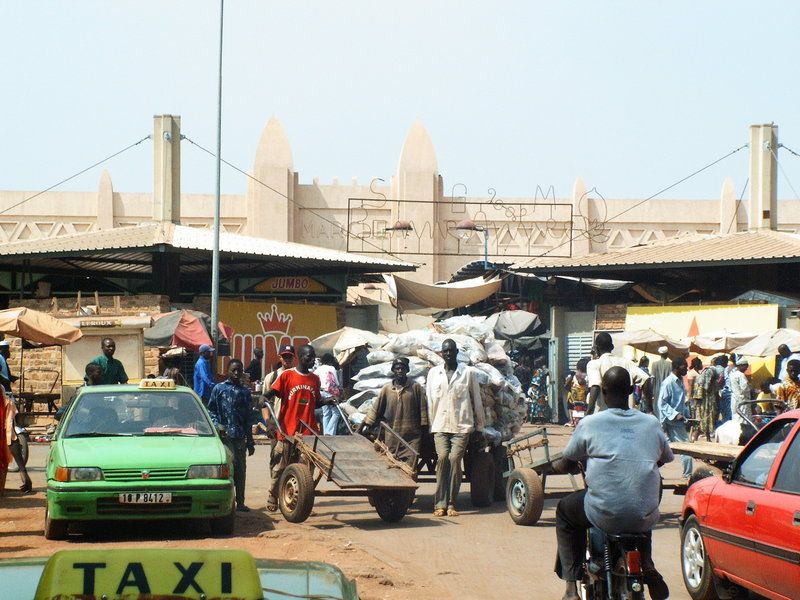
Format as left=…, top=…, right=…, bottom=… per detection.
left=0, top=135, right=152, bottom=216
left=182, top=135, right=419, bottom=264
left=531, top=143, right=750, bottom=262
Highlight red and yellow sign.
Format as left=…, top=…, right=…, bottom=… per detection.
left=254, top=276, right=327, bottom=294
left=220, top=300, right=337, bottom=375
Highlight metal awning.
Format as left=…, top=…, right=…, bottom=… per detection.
left=0, top=221, right=415, bottom=279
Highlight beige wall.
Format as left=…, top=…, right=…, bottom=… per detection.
left=3, top=117, right=800, bottom=284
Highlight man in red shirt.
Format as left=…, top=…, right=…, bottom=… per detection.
left=262, top=344, right=321, bottom=512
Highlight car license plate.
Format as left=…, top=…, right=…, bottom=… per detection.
left=118, top=492, right=172, bottom=504
left=573, top=411, right=585, bottom=418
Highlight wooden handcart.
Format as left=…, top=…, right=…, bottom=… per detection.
left=264, top=404, right=418, bottom=524
left=504, top=427, right=580, bottom=526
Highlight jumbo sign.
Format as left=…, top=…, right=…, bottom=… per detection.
left=254, top=276, right=327, bottom=294
left=220, top=300, right=337, bottom=376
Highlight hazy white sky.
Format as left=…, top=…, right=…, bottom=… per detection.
left=3, top=1, right=800, bottom=202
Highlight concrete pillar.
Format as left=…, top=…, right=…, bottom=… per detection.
left=247, top=116, right=294, bottom=240
left=719, top=177, right=740, bottom=234
left=392, top=121, right=439, bottom=283
left=748, top=123, right=778, bottom=230
left=97, top=169, right=114, bottom=230
left=153, top=115, right=182, bottom=224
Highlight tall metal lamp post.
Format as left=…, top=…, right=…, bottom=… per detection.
left=210, top=0, right=224, bottom=345
left=454, top=219, right=489, bottom=269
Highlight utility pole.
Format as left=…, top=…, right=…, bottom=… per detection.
left=210, top=0, right=224, bottom=344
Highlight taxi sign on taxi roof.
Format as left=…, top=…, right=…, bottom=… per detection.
left=139, top=378, right=176, bottom=390
left=35, top=548, right=262, bottom=600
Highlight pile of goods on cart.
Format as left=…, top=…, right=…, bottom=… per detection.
left=339, top=315, right=527, bottom=444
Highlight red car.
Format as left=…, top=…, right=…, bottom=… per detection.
left=680, top=409, right=800, bottom=600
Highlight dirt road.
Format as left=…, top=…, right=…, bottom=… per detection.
left=1, top=426, right=694, bottom=599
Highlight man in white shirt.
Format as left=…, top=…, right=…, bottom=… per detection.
left=586, top=333, right=651, bottom=414
left=729, top=357, right=751, bottom=425
left=426, top=338, right=485, bottom=517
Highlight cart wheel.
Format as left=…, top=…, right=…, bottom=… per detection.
left=279, top=463, right=315, bottom=523
left=469, top=450, right=495, bottom=508
left=373, top=489, right=415, bottom=523
left=506, top=468, right=544, bottom=526
left=44, top=506, right=68, bottom=540
left=491, top=445, right=508, bottom=501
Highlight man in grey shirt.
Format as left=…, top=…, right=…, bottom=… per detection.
left=553, top=367, right=673, bottom=600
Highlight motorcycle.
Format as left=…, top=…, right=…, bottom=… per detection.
left=580, top=528, right=649, bottom=600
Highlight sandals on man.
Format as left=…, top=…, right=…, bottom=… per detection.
left=446, top=506, right=460, bottom=517
left=433, top=507, right=446, bottom=517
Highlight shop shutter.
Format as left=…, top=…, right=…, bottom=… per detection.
left=566, top=334, right=593, bottom=372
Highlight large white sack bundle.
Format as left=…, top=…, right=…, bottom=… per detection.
left=382, top=330, right=434, bottom=355
left=435, top=315, right=494, bottom=342
left=367, top=350, right=397, bottom=365
left=345, top=389, right=376, bottom=409
left=422, top=333, right=487, bottom=363
left=474, top=362, right=505, bottom=387
left=353, top=357, right=432, bottom=381
left=353, top=377, right=391, bottom=392
left=416, top=348, right=444, bottom=366
left=485, top=342, right=510, bottom=366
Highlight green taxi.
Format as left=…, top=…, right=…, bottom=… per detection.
left=45, top=379, right=234, bottom=539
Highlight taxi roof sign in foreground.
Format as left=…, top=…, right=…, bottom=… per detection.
left=35, top=548, right=261, bottom=600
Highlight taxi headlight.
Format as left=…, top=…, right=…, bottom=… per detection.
left=55, top=467, right=104, bottom=482
left=187, top=464, right=230, bottom=479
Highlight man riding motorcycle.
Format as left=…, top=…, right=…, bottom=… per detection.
left=553, top=366, right=672, bottom=600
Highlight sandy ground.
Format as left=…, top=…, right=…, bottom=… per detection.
left=1, top=426, right=703, bottom=599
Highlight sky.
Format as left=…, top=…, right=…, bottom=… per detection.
left=3, top=1, right=800, bottom=203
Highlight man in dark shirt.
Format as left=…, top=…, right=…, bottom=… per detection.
left=245, top=348, right=264, bottom=383
left=207, top=358, right=255, bottom=512
left=90, top=337, right=129, bottom=385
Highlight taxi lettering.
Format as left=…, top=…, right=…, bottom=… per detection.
left=71, top=560, right=233, bottom=595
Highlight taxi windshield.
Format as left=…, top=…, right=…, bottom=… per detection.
left=63, top=391, right=214, bottom=437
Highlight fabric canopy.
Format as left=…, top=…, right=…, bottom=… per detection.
left=144, top=310, right=227, bottom=352
left=683, top=331, right=758, bottom=355
left=485, top=310, right=543, bottom=340
left=0, top=307, right=82, bottom=345
left=384, top=274, right=502, bottom=313
left=612, top=329, right=688, bottom=356
left=310, top=327, right=389, bottom=365
left=733, top=328, right=800, bottom=357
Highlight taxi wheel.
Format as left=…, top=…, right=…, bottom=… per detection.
left=506, top=468, right=544, bottom=526
left=44, top=508, right=68, bottom=540
left=681, top=515, right=718, bottom=600
left=210, top=508, right=235, bottom=535
left=279, top=464, right=315, bottom=523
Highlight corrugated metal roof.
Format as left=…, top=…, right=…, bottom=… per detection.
left=0, top=222, right=414, bottom=272
left=511, top=229, right=800, bottom=272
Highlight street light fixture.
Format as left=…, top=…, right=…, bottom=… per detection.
left=454, top=219, right=490, bottom=269
left=385, top=220, right=413, bottom=234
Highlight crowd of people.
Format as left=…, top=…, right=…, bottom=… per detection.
left=2, top=328, right=798, bottom=598
left=560, top=335, right=800, bottom=449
